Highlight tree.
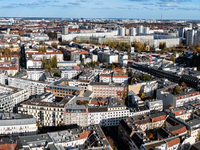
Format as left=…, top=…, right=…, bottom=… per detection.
left=140, top=93, right=146, bottom=100
left=111, top=64, right=115, bottom=69
left=39, top=41, right=44, bottom=45
left=72, top=37, right=78, bottom=43
left=141, top=74, right=152, bottom=81
left=42, top=56, right=47, bottom=68
left=170, top=55, right=176, bottom=63
left=51, top=43, right=58, bottom=49
left=180, top=82, right=187, bottom=87
left=173, top=85, right=183, bottom=95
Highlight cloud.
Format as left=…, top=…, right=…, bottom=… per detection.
left=159, top=0, right=191, bottom=3
left=129, top=0, right=149, bottom=1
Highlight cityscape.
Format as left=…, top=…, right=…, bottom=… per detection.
left=0, top=0, right=200, bottom=150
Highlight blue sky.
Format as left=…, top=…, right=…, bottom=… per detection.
left=0, top=0, right=199, bottom=20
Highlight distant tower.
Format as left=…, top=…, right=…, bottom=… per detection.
left=136, top=25, right=143, bottom=35
left=118, top=27, right=125, bottom=36
left=20, top=45, right=27, bottom=69
left=62, top=26, right=68, bottom=35
left=129, top=27, right=136, bottom=36
left=161, top=14, right=163, bottom=29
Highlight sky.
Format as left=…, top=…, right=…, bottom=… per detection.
left=0, top=0, right=200, bottom=20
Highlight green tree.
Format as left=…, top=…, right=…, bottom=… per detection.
left=42, top=56, right=47, bottom=68
left=140, top=93, right=146, bottom=100
left=173, top=85, right=183, bottom=95
left=170, top=55, right=176, bottom=63
left=39, top=41, right=44, bottom=45
left=51, top=43, right=58, bottom=49
left=141, top=74, right=152, bottom=81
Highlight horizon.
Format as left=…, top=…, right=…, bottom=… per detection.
left=0, top=0, right=200, bottom=20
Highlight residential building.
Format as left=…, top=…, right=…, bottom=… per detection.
left=0, top=112, right=37, bottom=136
left=8, top=77, right=48, bottom=96
left=19, top=124, right=112, bottom=150
left=88, top=82, right=128, bottom=101
left=157, top=85, right=200, bottom=108
left=18, top=92, right=71, bottom=126
left=0, top=84, right=29, bottom=112
left=46, top=79, right=83, bottom=97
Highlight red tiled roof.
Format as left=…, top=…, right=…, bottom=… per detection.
left=152, top=115, right=166, bottom=122
left=100, top=74, right=111, bottom=77
left=171, top=126, right=187, bottom=135
left=74, top=131, right=91, bottom=140
left=26, top=51, right=63, bottom=55
left=167, top=138, right=180, bottom=147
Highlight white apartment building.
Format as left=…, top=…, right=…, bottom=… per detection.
left=99, top=74, right=112, bottom=83
left=61, top=70, right=80, bottom=79
left=107, top=54, right=119, bottom=64
left=112, top=75, right=128, bottom=84
left=0, top=112, right=37, bottom=136
left=68, top=80, right=90, bottom=90
left=64, top=105, right=130, bottom=127
left=8, top=77, right=48, bottom=96
left=0, top=85, right=29, bottom=112
left=26, top=70, right=46, bottom=81
left=26, top=51, right=63, bottom=61
left=186, top=119, right=200, bottom=141
left=26, top=59, right=42, bottom=69
left=18, top=93, right=66, bottom=126
left=145, top=99, right=163, bottom=111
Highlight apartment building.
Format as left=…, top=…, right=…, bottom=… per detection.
left=64, top=97, right=130, bottom=127
left=19, top=124, right=112, bottom=150
left=119, top=115, right=188, bottom=150
left=26, top=51, right=63, bottom=61
left=88, top=82, right=127, bottom=101
left=8, top=77, right=48, bottom=96
left=18, top=93, right=72, bottom=126
left=0, top=112, right=37, bottom=136
left=61, top=69, right=80, bottom=79
left=157, top=85, right=200, bottom=108
left=46, top=79, right=83, bottom=97
left=0, top=84, right=29, bottom=112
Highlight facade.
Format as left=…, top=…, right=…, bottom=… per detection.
left=88, top=82, right=128, bottom=101
left=64, top=96, right=130, bottom=127
left=26, top=51, right=63, bottom=61
left=18, top=93, right=69, bottom=126
left=186, top=29, right=195, bottom=46
left=0, top=85, right=29, bottom=112
left=186, top=119, right=200, bottom=141
left=26, top=59, right=42, bottom=69
left=157, top=85, right=200, bottom=108
left=129, top=27, right=136, bottom=36
left=61, top=69, right=80, bottom=79
left=0, top=112, right=37, bottom=136
left=19, top=124, right=112, bottom=150
left=8, top=77, right=48, bottom=96
left=118, top=27, right=125, bottom=36
left=112, top=75, right=128, bottom=84
left=46, top=79, right=83, bottom=97
left=145, top=99, right=163, bottom=111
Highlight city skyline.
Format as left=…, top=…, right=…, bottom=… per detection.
left=0, top=0, right=200, bottom=20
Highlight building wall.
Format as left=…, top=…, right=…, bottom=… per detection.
left=18, top=104, right=64, bottom=126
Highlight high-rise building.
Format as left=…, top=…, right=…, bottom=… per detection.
left=118, top=27, right=125, bottom=36
left=187, top=23, right=193, bottom=29
left=129, top=27, right=136, bottom=36
left=143, top=27, right=150, bottom=34
left=195, top=30, right=200, bottom=46
left=186, top=29, right=194, bottom=46
left=62, top=26, right=68, bottom=35
left=178, top=27, right=184, bottom=38
left=136, top=25, right=143, bottom=35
